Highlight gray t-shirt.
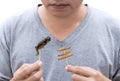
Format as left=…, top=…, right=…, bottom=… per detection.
left=0, top=5, right=120, bottom=81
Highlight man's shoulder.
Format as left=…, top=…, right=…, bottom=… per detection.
left=88, top=5, right=120, bottom=27
left=88, top=5, right=120, bottom=41
left=0, top=6, right=38, bottom=31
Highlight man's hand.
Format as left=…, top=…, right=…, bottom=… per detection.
left=10, top=61, right=44, bottom=81
left=66, top=65, right=111, bottom=81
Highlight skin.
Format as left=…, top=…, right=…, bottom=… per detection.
left=65, top=65, right=111, bottom=81
left=10, top=61, right=44, bottom=81
left=40, top=0, right=84, bottom=17
left=10, top=0, right=111, bottom=81
left=39, top=0, right=111, bottom=81
left=39, top=0, right=87, bottom=40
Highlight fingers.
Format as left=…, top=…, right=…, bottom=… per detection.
left=65, top=65, right=98, bottom=77
left=13, top=61, right=42, bottom=80
left=26, top=67, right=43, bottom=81
left=65, top=65, right=112, bottom=81
left=71, top=73, right=88, bottom=81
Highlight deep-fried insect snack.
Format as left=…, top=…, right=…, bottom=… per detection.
left=35, top=36, right=51, bottom=54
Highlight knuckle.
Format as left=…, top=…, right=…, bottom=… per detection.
left=77, top=67, right=82, bottom=72
left=74, top=66, right=80, bottom=69
left=92, top=71, right=100, bottom=77
left=73, top=66, right=81, bottom=73
left=20, top=64, right=29, bottom=69
left=20, top=64, right=31, bottom=74
left=22, top=68, right=30, bottom=74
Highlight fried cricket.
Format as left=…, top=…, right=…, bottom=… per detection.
left=35, top=36, right=51, bottom=60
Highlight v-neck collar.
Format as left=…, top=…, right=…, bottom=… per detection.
left=34, top=4, right=92, bottom=47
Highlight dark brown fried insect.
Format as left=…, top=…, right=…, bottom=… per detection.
left=35, top=36, right=51, bottom=54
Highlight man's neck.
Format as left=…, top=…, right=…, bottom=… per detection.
left=38, top=4, right=87, bottom=40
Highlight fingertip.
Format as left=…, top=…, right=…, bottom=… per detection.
left=40, top=77, right=44, bottom=81
left=65, top=65, right=72, bottom=71
left=39, top=61, right=43, bottom=65
left=35, top=60, right=43, bottom=66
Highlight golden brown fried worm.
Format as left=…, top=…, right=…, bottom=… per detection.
left=58, top=54, right=73, bottom=60
left=58, top=50, right=72, bottom=56
left=57, top=47, right=71, bottom=51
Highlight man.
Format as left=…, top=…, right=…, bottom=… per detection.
left=0, top=0, right=120, bottom=81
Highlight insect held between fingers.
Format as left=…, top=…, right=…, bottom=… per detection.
left=35, top=36, right=51, bottom=60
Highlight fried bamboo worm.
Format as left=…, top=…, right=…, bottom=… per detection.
left=58, top=50, right=72, bottom=56
left=57, top=47, right=71, bottom=51
left=58, top=54, right=73, bottom=60
left=57, top=47, right=73, bottom=65
left=35, top=36, right=51, bottom=60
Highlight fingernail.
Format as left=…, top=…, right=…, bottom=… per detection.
left=36, top=60, right=42, bottom=66
left=65, top=65, right=72, bottom=71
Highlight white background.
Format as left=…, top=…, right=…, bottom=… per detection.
left=0, top=0, right=120, bottom=22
